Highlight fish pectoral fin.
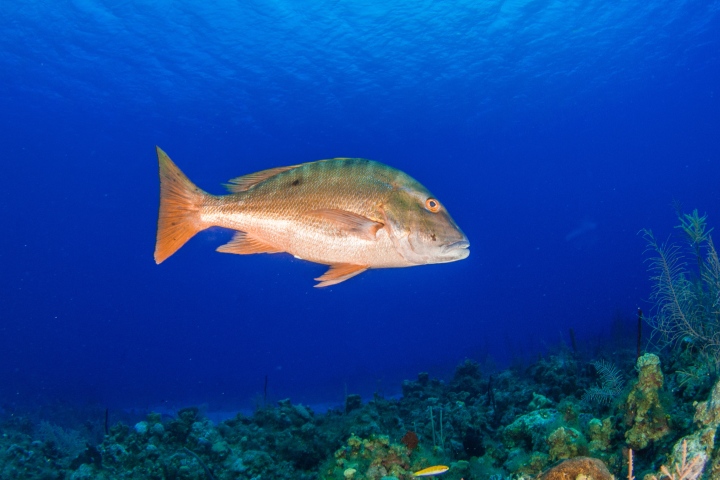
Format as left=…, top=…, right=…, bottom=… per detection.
left=216, top=232, right=283, bottom=255
left=308, top=209, right=384, bottom=240
left=224, top=165, right=302, bottom=192
left=314, top=263, right=368, bottom=288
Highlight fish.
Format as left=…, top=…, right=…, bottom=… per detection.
left=153, top=146, right=469, bottom=287
left=564, top=219, right=597, bottom=242
left=413, top=465, right=450, bottom=476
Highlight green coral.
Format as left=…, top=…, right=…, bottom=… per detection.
left=623, top=353, right=671, bottom=450
left=327, top=434, right=414, bottom=480
left=504, top=449, right=549, bottom=476
left=587, top=417, right=614, bottom=452
left=547, top=426, right=587, bottom=461
left=503, top=409, right=561, bottom=451
left=528, top=393, right=553, bottom=410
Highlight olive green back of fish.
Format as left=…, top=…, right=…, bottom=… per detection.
left=225, top=158, right=419, bottom=221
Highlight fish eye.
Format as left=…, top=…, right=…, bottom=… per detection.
left=425, top=198, right=441, bottom=213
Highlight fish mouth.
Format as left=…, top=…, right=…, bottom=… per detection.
left=444, top=240, right=470, bottom=252
left=441, top=239, right=470, bottom=261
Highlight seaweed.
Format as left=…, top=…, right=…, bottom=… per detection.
left=643, top=210, right=720, bottom=371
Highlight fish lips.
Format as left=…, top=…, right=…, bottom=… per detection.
left=441, top=239, right=470, bottom=260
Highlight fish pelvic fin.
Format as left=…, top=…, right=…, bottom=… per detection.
left=314, top=263, right=368, bottom=287
left=154, top=146, right=210, bottom=264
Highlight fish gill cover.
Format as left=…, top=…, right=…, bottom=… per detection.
left=0, top=0, right=718, bottom=445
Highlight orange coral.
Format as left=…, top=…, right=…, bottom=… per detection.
left=537, top=457, right=614, bottom=480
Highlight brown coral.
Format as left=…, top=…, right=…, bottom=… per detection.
left=623, top=353, right=670, bottom=450
left=400, top=431, right=419, bottom=453
left=537, top=456, right=614, bottom=480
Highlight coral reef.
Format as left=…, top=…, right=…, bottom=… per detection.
left=1, top=347, right=717, bottom=479
left=537, top=456, right=614, bottom=480
left=324, top=434, right=413, bottom=480
left=587, top=417, right=614, bottom=453
left=648, top=377, right=720, bottom=479
left=622, top=353, right=671, bottom=450
left=547, top=426, right=587, bottom=461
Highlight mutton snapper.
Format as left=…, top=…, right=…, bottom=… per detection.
left=154, top=147, right=469, bottom=287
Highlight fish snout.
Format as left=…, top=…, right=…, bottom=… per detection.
left=443, top=238, right=470, bottom=260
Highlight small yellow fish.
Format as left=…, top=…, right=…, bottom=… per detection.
left=154, top=147, right=469, bottom=287
left=413, top=465, right=450, bottom=477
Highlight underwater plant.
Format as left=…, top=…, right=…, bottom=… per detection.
left=642, top=210, right=720, bottom=370
left=582, top=360, right=625, bottom=406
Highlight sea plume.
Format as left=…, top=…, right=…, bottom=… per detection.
left=642, top=210, right=720, bottom=369
left=582, top=360, right=625, bottom=405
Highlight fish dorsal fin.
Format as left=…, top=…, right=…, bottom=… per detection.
left=307, top=209, right=384, bottom=240
left=224, top=164, right=302, bottom=192
left=314, top=263, right=368, bottom=287
left=216, top=232, right=283, bottom=255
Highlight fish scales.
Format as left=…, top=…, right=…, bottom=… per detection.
left=206, top=159, right=401, bottom=266
left=154, top=147, right=469, bottom=287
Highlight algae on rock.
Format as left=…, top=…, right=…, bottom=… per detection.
left=587, top=417, right=614, bottom=452
left=547, top=426, right=587, bottom=462
left=622, top=353, right=670, bottom=450
left=651, top=375, right=720, bottom=479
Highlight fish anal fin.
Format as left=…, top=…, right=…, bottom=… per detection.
left=224, top=165, right=302, bottom=192
left=216, top=232, right=283, bottom=255
left=308, top=209, right=384, bottom=240
left=314, top=264, right=368, bottom=288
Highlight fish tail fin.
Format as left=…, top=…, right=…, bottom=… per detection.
left=154, top=146, right=210, bottom=264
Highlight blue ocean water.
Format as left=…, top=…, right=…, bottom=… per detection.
left=0, top=0, right=718, bottom=414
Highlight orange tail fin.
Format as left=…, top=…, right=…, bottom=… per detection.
left=154, top=146, right=209, bottom=264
